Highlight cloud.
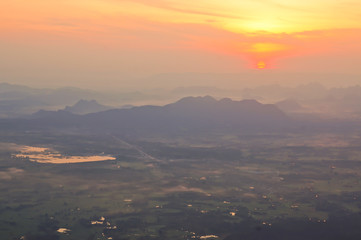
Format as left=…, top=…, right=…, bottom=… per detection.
left=111, top=0, right=247, bottom=20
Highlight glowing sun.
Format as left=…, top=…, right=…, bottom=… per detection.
left=257, top=61, right=266, bottom=69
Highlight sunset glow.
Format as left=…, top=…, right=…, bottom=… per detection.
left=0, top=0, right=360, bottom=88
left=257, top=61, right=266, bottom=69
left=2, top=2, right=361, bottom=239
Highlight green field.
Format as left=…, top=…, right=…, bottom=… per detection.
left=1, top=132, right=361, bottom=240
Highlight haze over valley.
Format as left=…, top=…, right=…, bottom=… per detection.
left=1, top=80, right=361, bottom=239
left=1, top=0, right=361, bottom=239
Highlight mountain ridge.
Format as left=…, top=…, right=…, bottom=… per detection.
left=0, top=96, right=291, bottom=135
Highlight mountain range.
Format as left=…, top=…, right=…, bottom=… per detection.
left=1, top=96, right=290, bottom=136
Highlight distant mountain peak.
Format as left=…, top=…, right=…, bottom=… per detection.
left=218, top=97, right=232, bottom=104
left=63, top=99, right=111, bottom=114
left=275, top=98, right=304, bottom=112
left=175, top=96, right=217, bottom=104
left=169, top=96, right=268, bottom=109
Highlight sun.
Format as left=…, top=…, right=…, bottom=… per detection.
left=256, top=61, right=266, bottom=69
left=242, top=42, right=289, bottom=70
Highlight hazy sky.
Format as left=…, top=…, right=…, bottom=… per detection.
left=1, top=0, right=360, bottom=90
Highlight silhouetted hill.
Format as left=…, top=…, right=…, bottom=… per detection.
left=79, top=96, right=290, bottom=135
left=3, top=95, right=361, bottom=136
left=275, top=99, right=304, bottom=112
left=0, top=82, right=35, bottom=94
left=4, top=96, right=289, bottom=135
left=0, top=82, right=105, bottom=117
left=64, top=99, right=112, bottom=114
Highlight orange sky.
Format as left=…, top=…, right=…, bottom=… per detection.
left=1, top=0, right=360, bottom=89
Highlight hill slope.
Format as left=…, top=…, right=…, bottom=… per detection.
left=1, top=96, right=291, bottom=135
